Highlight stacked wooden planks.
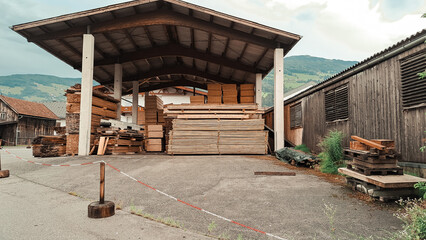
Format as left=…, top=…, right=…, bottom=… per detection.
left=145, top=95, right=164, bottom=125
left=146, top=125, right=163, bottom=152
left=222, top=84, right=237, bottom=104
left=239, top=84, right=255, bottom=103
left=95, top=127, right=143, bottom=155
left=32, top=135, right=66, bottom=157
left=344, top=136, right=402, bottom=176
left=207, top=84, right=222, bottom=104
left=164, top=104, right=267, bottom=155
left=65, top=84, right=119, bottom=155
left=190, top=96, right=205, bottom=104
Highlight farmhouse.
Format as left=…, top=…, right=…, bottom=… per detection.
left=264, top=29, right=426, bottom=176
left=0, top=95, right=58, bottom=145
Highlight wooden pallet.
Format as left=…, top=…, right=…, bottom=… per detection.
left=347, top=162, right=403, bottom=176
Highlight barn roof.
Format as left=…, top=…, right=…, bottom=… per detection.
left=284, top=29, right=426, bottom=105
left=11, top=0, right=301, bottom=94
left=0, top=95, right=59, bottom=120
left=43, top=101, right=67, bottom=119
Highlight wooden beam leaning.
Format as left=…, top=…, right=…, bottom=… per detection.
left=111, top=65, right=240, bottom=85
left=88, top=44, right=262, bottom=74
left=27, top=10, right=279, bottom=49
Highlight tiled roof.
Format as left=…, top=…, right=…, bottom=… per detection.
left=43, top=101, right=66, bottom=119
left=0, top=95, right=58, bottom=120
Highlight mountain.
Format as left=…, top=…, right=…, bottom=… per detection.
left=0, top=55, right=357, bottom=103
left=262, top=55, right=358, bottom=107
left=0, top=74, right=82, bottom=102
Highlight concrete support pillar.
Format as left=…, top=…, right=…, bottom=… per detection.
left=274, top=48, right=284, bottom=151
left=132, top=81, right=139, bottom=124
left=255, top=73, right=262, bottom=107
left=114, top=64, right=122, bottom=120
left=78, top=34, right=95, bottom=156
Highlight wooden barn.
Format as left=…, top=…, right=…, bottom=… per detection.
left=0, top=95, right=58, bottom=146
left=264, top=30, right=426, bottom=176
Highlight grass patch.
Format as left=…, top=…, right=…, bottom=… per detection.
left=294, top=144, right=310, bottom=153
left=129, top=204, right=183, bottom=228
left=318, top=131, right=344, bottom=174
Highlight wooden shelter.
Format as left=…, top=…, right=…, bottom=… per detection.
left=12, top=0, right=301, bottom=155
left=0, top=96, right=58, bottom=145
left=264, top=30, right=426, bottom=176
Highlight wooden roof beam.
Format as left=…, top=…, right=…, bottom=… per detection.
left=27, top=10, right=280, bottom=49
left=88, top=43, right=262, bottom=74
left=128, top=78, right=207, bottom=94
left=107, top=65, right=240, bottom=85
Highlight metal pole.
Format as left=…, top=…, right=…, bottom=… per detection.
left=100, top=162, right=105, bottom=204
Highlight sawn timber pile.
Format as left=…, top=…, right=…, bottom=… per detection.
left=165, top=104, right=267, bottom=155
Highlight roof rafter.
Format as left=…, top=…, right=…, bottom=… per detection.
left=128, top=78, right=207, bottom=94
left=27, top=9, right=280, bottom=49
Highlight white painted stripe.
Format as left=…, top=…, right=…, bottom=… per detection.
left=201, top=209, right=232, bottom=222
left=156, top=189, right=178, bottom=201
left=266, top=233, right=287, bottom=240
left=120, top=172, right=138, bottom=182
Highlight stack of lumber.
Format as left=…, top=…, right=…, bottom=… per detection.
left=222, top=84, right=238, bottom=104
left=65, top=84, right=119, bottom=155
left=32, top=135, right=66, bottom=157
left=95, top=127, right=143, bottom=155
left=164, top=104, right=267, bottom=155
left=239, top=84, right=255, bottom=103
left=145, top=95, right=163, bottom=125
left=190, top=96, right=205, bottom=104
left=344, top=136, right=402, bottom=176
left=145, top=125, right=163, bottom=152
left=207, top=84, right=222, bottom=104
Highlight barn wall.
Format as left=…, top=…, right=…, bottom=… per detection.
left=17, top=117, right=56, bottom=145
left=0, top=101, right=18, bottom=145
left=291, top=43, right=426, bottom=164
left=284, top=104, right=303, bottom=146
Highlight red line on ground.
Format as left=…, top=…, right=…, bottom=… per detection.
left=231, top=221, right=266, bottom=234
left=28, top=161, right=34, bottom=163
left=81, top=162, right=93, bottom=165
left=60, top=164, right=70, bottom=167
left=177, top=199, right=202, bottom=210
left=137, top=180, right=156, bottom=190
left=42, top=163, right=52, bottom=166
left=106, top=163, right=121, bottom=172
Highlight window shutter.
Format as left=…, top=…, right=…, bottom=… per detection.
left=325, top=84, right=348, bottom=122
left=400, top=50, right=426, bottom=108
left=290, top=103, right=302, bottom=128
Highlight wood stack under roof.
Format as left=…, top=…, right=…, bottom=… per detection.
left=164, top=104, right=267, bottom=154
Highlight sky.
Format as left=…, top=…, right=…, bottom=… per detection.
left=0, top=0, right=425, bottom=78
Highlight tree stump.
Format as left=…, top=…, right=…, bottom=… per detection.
left=88, top=201, right=115, bottom=218
left=0, top=170, right=9, bottom=178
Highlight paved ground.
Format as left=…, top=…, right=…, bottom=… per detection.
left=0, top=147, right=402, bottom=240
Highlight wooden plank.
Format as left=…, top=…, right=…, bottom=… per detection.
left=165, top=104, right=258, bottom=110
left=177, top=114, right=249, bottom=119
left=351, top=135, right=386, bottom=150
left=351, top=159, right=397, bottom=169
left=97, top=137, right=106, bottom=155
left=339, top=168, right=426, bottom=188
left=147, top=125, right=163, bottom=132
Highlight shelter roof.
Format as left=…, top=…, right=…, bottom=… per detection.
left=43, top=101, right=67, bottom=119
left=0, top=95, right=59, bottom=120
left=12, top=0, right=301, bottom=94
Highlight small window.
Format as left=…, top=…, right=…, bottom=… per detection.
left=290, top=103, right=302, bottom=128
left=0, top=112, right=5, bottom=120
left=400, top=50, right=426, bottom=108
left=325, top=84, right=348, bottom=122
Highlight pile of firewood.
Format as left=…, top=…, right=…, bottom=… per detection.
left=32, top=135, right=66, bottom=157
left=94, top=127, right=144, bottom=155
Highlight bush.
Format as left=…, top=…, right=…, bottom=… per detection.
left=318, top=131, right=344, bottom=174
left=414, top=182, right=426, bottom=199
left=393, top=199, right=426, bottom=240
left=294, top=144, right=310, bottom=153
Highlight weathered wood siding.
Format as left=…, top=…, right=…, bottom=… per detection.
left=0, top=101, right=18, bottom=145
left=284, top=104, right=303, bottom=146
left=292, top=43, right=426, bottom=164
left=17, top=117, right=56, bottom=145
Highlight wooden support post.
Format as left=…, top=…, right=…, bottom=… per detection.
left=274, top=48, right=284, bottom=151
left=114, top=64, right=123, bottom=120
left=0, top=152, right=10, bottom=178
left=132, top=81, right=138, bottom=124
left=255, top=73, right=262, bottom=106
left=78, top=34, right=94, bottom=156
left=100, top=162, right=105, bottom=204
left=88, top=161, right=115, bottom=218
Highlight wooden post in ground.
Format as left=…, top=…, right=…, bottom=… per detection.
left=0, top=151, right=10, bottom=178
left=88, top=162, right=114, bottom=218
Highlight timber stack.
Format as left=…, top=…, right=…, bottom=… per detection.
left=344, top=136, right=402, bottom=176
left=145, top=125, right=164, bottom=152
left=144, top=95, right=164, bottom=126
left=164, top=104, right=267, bottom=154
left=32, top=135, right=66, bottom=157
left=95, top=127, right=143, bottom=155
left=239, top=84, right=255, bottom=104
left=222, top=84, right=238, bottom=104
left=207, top=84, right=222, bottom=104
left=65, top=84, right=119, bottom=155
